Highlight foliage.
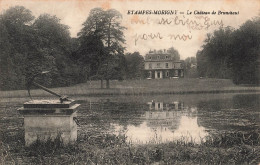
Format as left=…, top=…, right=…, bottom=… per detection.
left=125, top=52, right=144, bottom=79
left=196, top=27, right=234, bottom=79
left=32, top=14, right=79, bottom=86
left=197, top=17, right=260, bottom=85
left=167, top=47, right=180, bottom=61
left=2, top=5, right=258, bottom=90
left=0, top=6, right=37, bottom=90
left=184, top=57, right=198, bottom=78
left=0, top=6, right=81, bottom=90
left=77, top=8, right=126, bottom=88
left=227, top=18, right=260, bottom=85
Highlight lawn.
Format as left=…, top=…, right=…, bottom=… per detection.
left=0, top=78, right=259, bottom=98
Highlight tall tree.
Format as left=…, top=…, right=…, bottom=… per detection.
left=184, top=57, right=198, bottom=78
left=0, top=6, right=36, bottom=90
left=196, top=27, right=234, bottom=79
left=227, top=17, right=260, bottom=84
left=125, top=52, right=144, bottom=79
left=168, top=47, right=180, bottom=61
left=0, top=16, right=13, bottom=89
left=197, top=17, right=259, bottom=85
left=32, top=14, right=75, bottom=86
left=0, top=6, right=81, bottom=90
left=78, top=8, right=126, bottom=88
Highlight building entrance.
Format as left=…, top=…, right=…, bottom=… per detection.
left=155, top=71, right=163, bottom=79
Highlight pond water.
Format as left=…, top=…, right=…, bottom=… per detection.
left=0, top=93, right=259, bottom=146
left=76, top=93, right=259, bottom=145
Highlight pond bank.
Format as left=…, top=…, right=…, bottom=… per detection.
left=0, top=79, right=260, bottom=98
left=2, top=128, right=259, bottom=164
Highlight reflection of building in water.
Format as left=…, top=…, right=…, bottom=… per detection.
left=111, top=100, right=208, bottom=144
left=142, top=100, right=207, bottom=143
left=18, top=100, right=80, bottom=146
left=145, top=101, right=184, bottom=135
left=173, top=116, right=208, bottom=143
left=147, top=100, right=184, bottom=111
left=182, top=106, right=198, bottom=118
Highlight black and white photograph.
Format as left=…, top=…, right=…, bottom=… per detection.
left=0, top=0, right=259, bottom=164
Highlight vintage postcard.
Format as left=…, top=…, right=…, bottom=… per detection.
left=0, top=0, right=259, bottom=164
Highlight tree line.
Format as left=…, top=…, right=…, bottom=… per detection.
left=196, top=17, right=260, bottom=85
left=0, top=6, right=145, bottom=90
left=1, top=6, right=258, bottom=90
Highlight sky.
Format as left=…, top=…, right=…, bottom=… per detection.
left=0, top=0, right=259, bottom=59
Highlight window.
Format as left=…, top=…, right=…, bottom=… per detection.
left=149, top=63, right=152, bottom=69
left=166, top=71, right=169, bottom=77
left=174, top=70, right=178, bottom=77
left=165, top=63, right=168, bottom=68
left=149, top=56, right=151, bottom=60
left=157, top=55, right=160, bottom=59
left=157, top=63, right=160, bottom=67
left=149, top=71, right=152, bottom=78
left=166, top=55, right=168, bottom=59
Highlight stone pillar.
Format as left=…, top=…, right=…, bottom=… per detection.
left=155, top=102, right=159, bottom=110
left=18, top=100, right=80, bottom=146
left=174, top=101, right=179, bottom=110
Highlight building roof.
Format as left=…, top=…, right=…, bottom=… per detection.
left=145, top=49, right=181, bottom=62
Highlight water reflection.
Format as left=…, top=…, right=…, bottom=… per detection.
left=111, top=100, right=208, bottom=144
left=82, top=93, right=259, bottom=145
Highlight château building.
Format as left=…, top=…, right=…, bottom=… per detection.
left=144, top=49, right=184, bottom=79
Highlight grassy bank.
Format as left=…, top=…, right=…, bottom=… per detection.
left=1, top=78, right=260, bottom=98
left=1, top=128, right=259, bottom=164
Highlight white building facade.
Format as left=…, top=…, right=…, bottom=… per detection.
left=144, top=50, right=184, bottom=79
